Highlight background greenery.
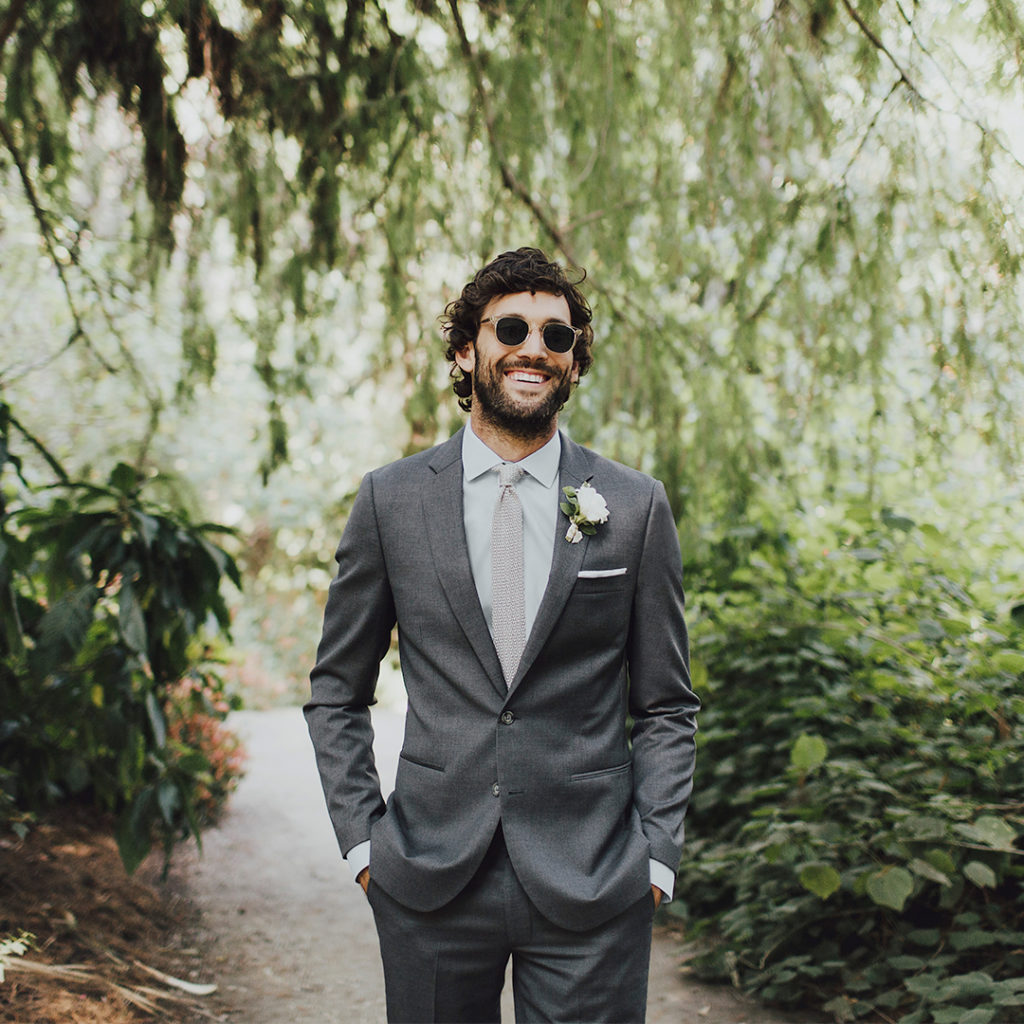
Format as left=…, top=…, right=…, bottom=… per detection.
left=2, top=1, right=1022, bottom=1020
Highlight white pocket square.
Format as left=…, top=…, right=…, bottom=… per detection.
left=577, top=568, right=628, bottom=578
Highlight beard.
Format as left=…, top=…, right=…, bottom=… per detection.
left=471, top=354, right=575, bottom=441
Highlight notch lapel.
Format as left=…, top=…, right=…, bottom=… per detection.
left=507, top=434, right=595, bottom=695
left=422, top=430, right=507, bottom=696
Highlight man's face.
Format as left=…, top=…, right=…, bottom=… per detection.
left=455, top=291, right=580, bottom=439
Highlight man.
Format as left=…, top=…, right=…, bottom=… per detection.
left=305, top=247, right=699, bottom=1023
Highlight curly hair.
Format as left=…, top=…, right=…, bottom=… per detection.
left=441, top=247, right=595, bottom=412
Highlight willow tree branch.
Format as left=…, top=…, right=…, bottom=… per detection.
left=0, top=0, right=28, bottom=55
left=892, top=0, right=1024, bottom=177
left=840, top=0, right=923, bottom=101
left=840, top=78, right=902, bottom=183
left=446, top=0, right=579, bottom=268
left=0, top=113, right=164, bottom=463
left=6, top=411, right=71, bottom=484
left=0, top=113, right=114, bottom=373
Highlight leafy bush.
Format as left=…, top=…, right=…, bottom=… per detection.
left=164, top=673, right=247, bottom=823
left=677, top=508, right=1024, bottom=1023
left=1, top=404, right=244, bottom=871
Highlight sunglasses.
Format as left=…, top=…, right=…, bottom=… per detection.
left=480, top=315, right=581, bottom=354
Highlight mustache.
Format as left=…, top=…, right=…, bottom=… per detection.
left=498, top=356, right=558, bottom=375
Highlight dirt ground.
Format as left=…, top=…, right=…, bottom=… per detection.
left=172, top=708, right=812, bottom=1024
left=0, top=806, right=212, bottom=1024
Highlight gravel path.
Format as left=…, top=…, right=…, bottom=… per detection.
left=180, top=708, right=805, bottom=1023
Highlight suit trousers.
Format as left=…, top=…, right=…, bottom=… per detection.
left=367, top=826, right=655, bottom=1024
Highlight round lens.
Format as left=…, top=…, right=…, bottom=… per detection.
left=542, top=324, right=576, bottom=353
left=494, top=317, right=530, bottom=346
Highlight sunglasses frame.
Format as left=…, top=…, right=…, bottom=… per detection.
left=480, top=315, right=581, bottom=354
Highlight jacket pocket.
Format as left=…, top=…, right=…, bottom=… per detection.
left=570, top=761, right=631, bottom=782
left=399, top=751, right=445, bottom=773
left=572, top=575, right=630, bottom=595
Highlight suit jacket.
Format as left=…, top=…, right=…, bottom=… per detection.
left=305, top=428, right=699, bottom=932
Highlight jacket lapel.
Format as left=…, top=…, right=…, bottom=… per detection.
left=507, top=433, right=594, bottom=695
left=422, top=430, right=507, bottom=696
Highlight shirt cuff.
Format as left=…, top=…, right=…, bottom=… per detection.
left=650, top=859, right=675, bottom=903
left=345, top=840, right=371, bottom=881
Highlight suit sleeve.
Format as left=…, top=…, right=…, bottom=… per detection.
left=304, top=472, right=396, bottom=860
left=627, top=480, right=700, bottom=874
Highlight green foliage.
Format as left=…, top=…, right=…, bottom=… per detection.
left=0, top=404, right=244, bottom=872
left=676, top=508, right=1024, bottom=1022
left=3, top=0, right=1023, bottom=495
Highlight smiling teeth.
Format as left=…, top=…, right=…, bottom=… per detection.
left=510, top=371, right=546, bottom=383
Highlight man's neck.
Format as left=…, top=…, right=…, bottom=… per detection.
left=468, top=411, right=558, bottom=463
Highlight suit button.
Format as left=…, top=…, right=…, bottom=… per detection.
left=491, top=782, right=500, bottom=797
left=500, top=711, right=515, bottom=725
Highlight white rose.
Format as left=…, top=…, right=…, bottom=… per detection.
left=575, top=483, right=609, bottom=524
left=565, top=522, right=583, bottom=544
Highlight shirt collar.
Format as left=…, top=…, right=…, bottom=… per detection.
left=462, top=421, right=561, bottom=487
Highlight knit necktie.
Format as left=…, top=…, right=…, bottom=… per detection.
left=491, top=463, right=525, bottom=686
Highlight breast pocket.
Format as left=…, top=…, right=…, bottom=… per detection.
left=572, top=574, right=631, bottom=596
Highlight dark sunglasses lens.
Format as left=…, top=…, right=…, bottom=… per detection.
left=494, top=317, right=530, bottom=346
left=542, top=324, right=576, bottom=353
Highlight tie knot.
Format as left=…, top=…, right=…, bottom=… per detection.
left=498, top=463, right=524, bottom=487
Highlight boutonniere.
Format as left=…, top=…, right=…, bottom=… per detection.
left=560, top=480, right=610, bottom=544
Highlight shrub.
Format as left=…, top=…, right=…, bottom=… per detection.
left=676, top=509, right=1024, bottom=1023
left=164, top=672, right=247, bottom=824
left=1, top=405, right=245, bottom=871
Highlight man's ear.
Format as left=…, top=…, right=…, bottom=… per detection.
left=455, top=342, right=476, bottom=375
left=571, top=361, right=580, bottom=384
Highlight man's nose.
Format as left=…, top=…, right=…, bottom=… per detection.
left=519, top=325, right=547, bottom=358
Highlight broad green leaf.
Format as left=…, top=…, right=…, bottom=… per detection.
left=851, top=547, right=883, bottom=562
left=889, top=955, right=926, bottom=970
left=33, top=584, right=97, bottom=674
left=963, top=861, right=997, bottom=888
left=109, top=462, right=139, bottom=494
left=899, top=816, right=946, bottom=840
left=991, top=649, right=1024, bottom=674
left=156, top=779, right=180, bottom=825
left=923, top=848, right=957, bottom=876
left=799, top=863, right=841, bottom=900
left=146, top=690, right=167, bottom=748
left=949, top=930, right=995, bottom=951
left=790, top=733, right=828, bottom=771
left=935, top=972, right=999, bottom=1004
left=909, top=858, right=951, bottom=887
left=131, top=510, right=160, bottom=548
left=866, top=866, right=914, bottom=911
left=821, top=995, right=856, bottom=1022
left=881, top=509, right=916, bottom=531
left=958, top=815, right=1017, bottom=850
left=906, top=974, right=941, bottom=996
left=932, top=1010, right=995, bottom=1024
left=116, top=788, right=156, bottom=875
left=119, top=582, right=148, bottom=655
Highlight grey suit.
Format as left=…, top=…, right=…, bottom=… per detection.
left=305, top=427, right=699, bottom=937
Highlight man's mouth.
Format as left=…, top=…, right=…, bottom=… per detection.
left=505, top=368, right=550, bottom=386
